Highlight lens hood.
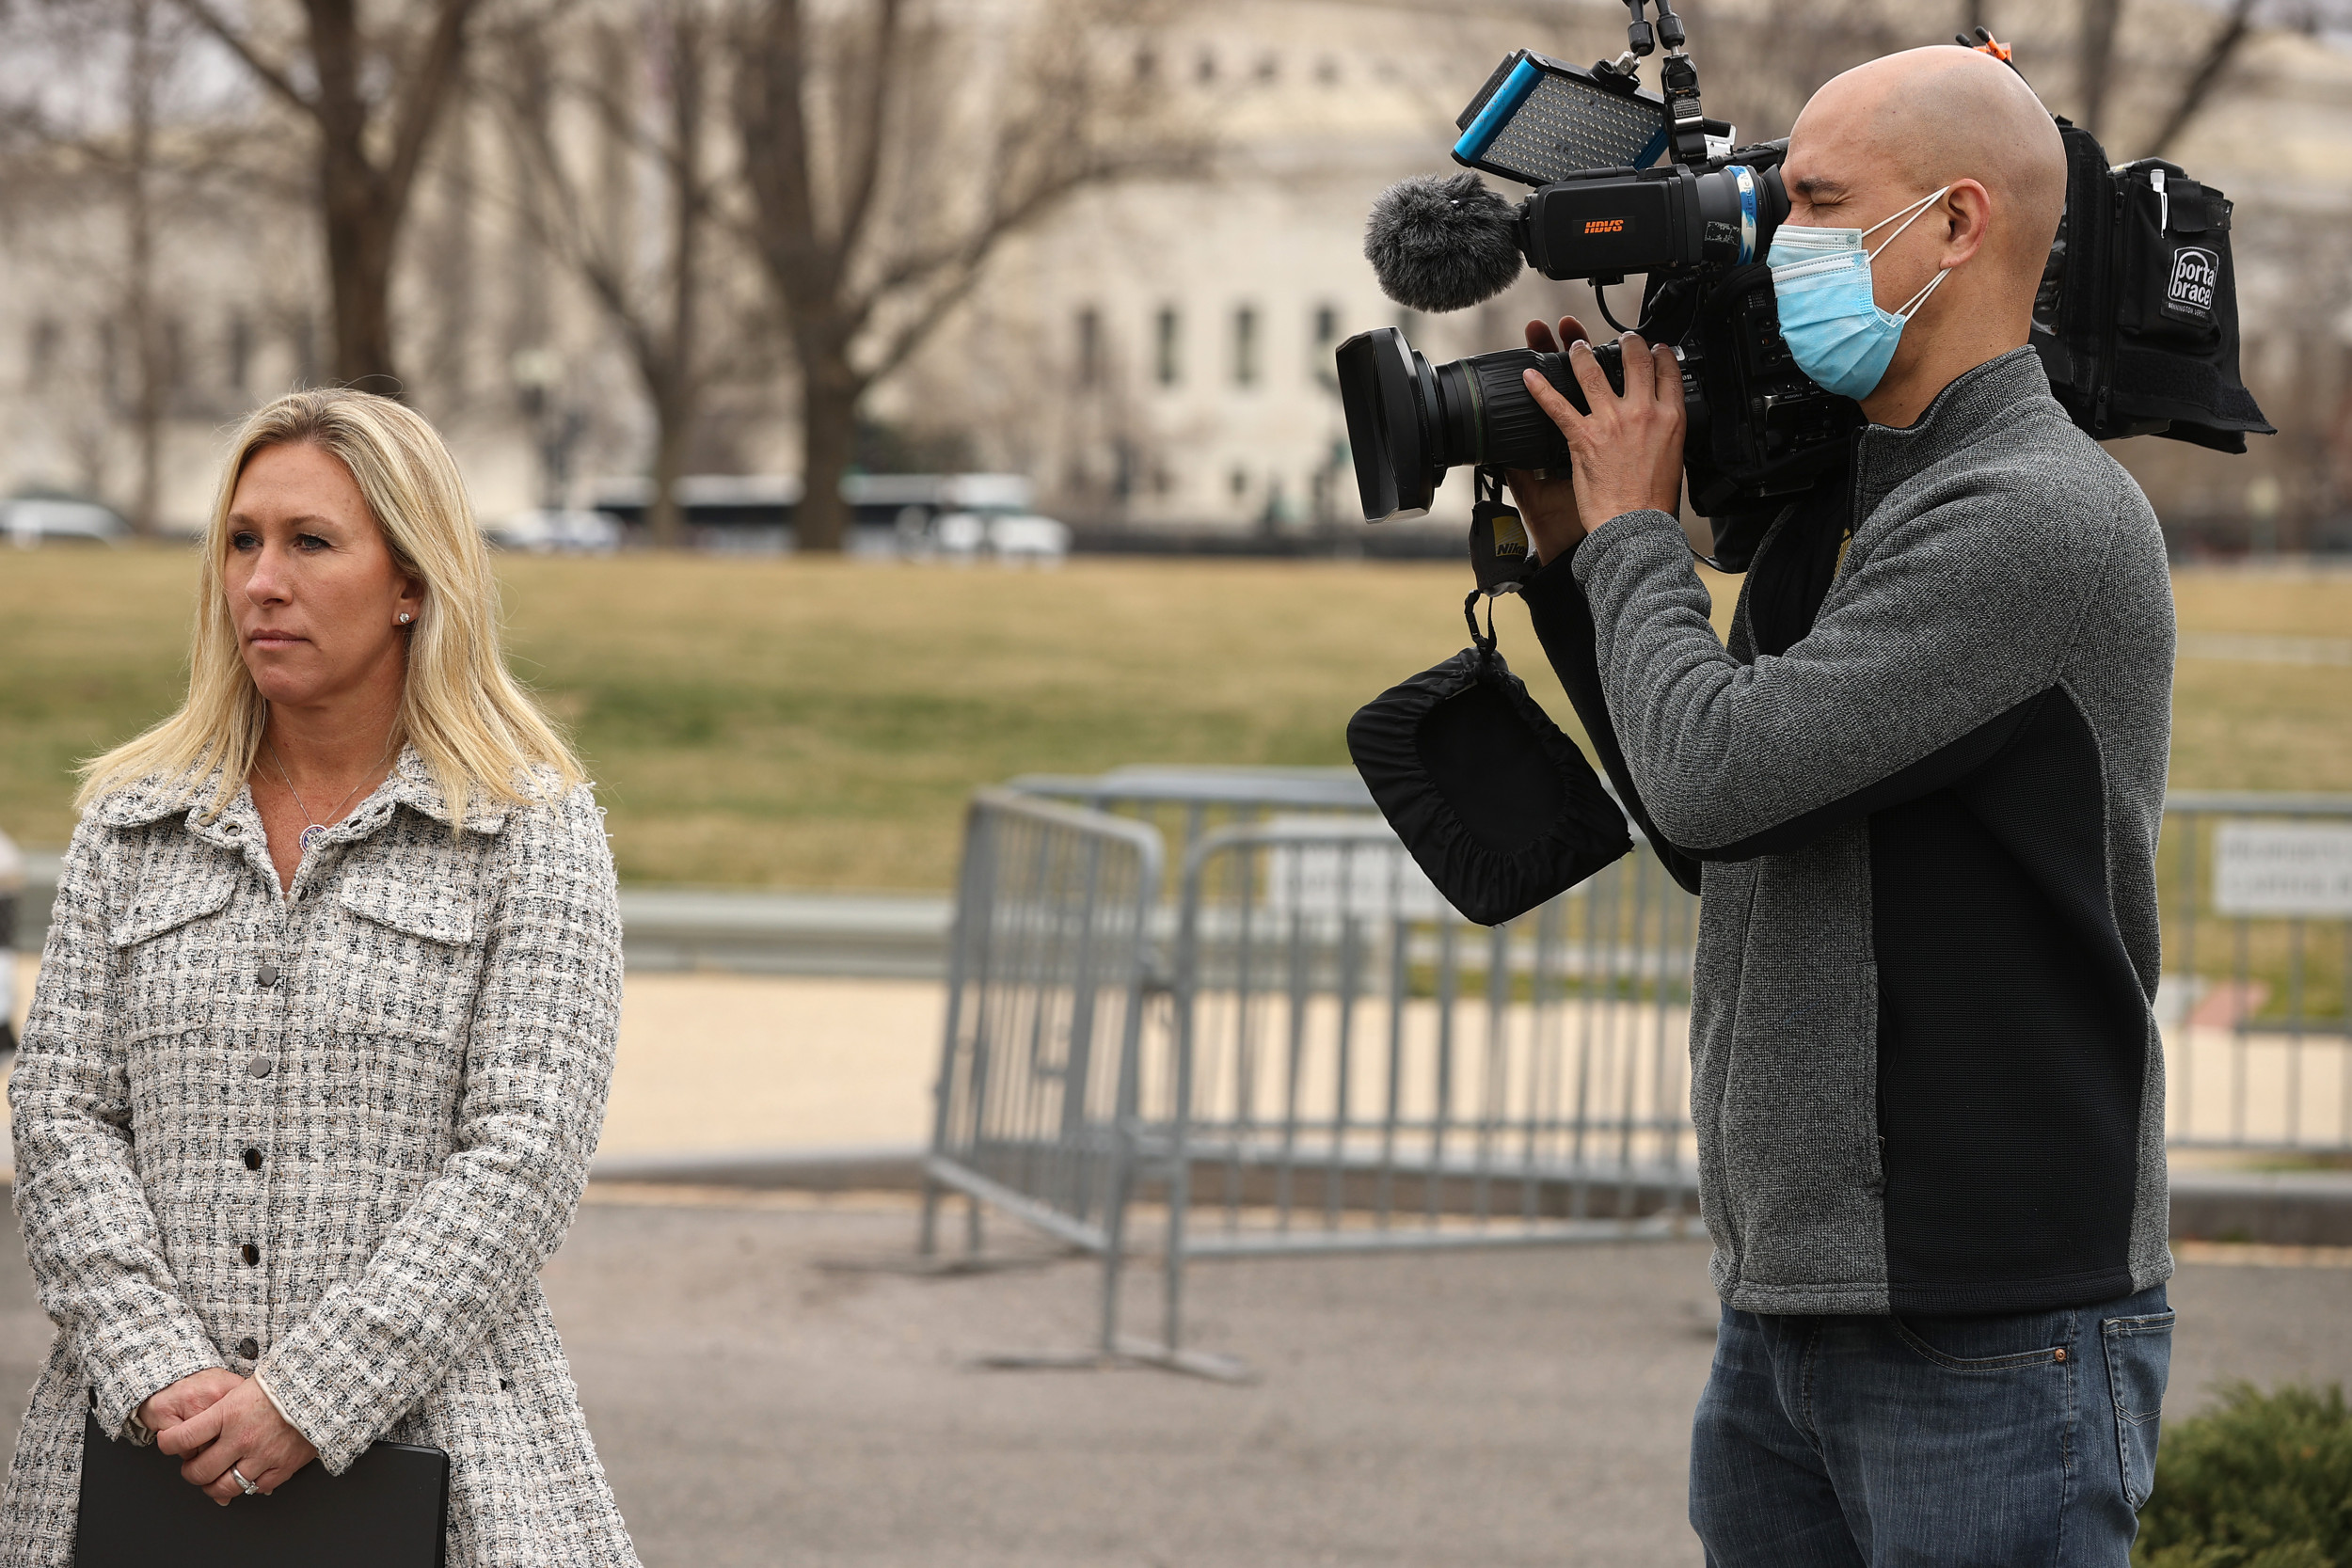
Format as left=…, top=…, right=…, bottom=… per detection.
left=1336, top=327, right=1436, bottom=518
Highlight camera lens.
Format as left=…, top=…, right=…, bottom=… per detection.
left=1336, top=326, right=1626, bottom=520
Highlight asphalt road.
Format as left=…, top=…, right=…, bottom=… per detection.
left=1, top=1193, right=2347, bottom=1567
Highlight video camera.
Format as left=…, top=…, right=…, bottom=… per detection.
left=1337, top=6, right=2272, bottom=547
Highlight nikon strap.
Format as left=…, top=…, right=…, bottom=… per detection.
left=1468, top=466, right=1537, bottom=598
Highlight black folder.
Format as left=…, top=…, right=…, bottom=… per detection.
left=75, top=1413, right=448, bottom=1568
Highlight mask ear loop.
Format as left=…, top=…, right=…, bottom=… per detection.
left=1861, top=185, right=1953, bottom=261
left=1861, top=185, right=1957, bottom=322
left=1894, top=265, right=1953, bottom=320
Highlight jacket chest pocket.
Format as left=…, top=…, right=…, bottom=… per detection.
left=333, top=873, right=483, bottom=1044
left=110, top=867, right=237, bottom=1041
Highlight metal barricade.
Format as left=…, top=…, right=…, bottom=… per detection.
left=1131, top=816, right=1698, bottom=1362
left=2159, top=793, right=2352, bottom=1153
left=924, top=778, right=2352, bottom=1376
left=1006, top=765, right=1375, bottom=871
left=923, top=780, right=1701, bottom=1375
left=917, top=787, right=1166, bottom=1359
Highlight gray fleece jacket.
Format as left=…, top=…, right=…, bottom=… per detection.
left=1525, top=347, right=2175, bottom=1316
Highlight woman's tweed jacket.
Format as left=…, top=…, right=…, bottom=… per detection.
left=2, top=748, right=641, bottom=1567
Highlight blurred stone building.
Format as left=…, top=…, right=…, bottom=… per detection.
left=0, top=0, right=2346, bottom=549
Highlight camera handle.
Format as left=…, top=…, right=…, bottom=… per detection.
left=1605, top=1, right=1710, bottom=166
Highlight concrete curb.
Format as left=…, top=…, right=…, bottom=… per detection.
left=614, top=890, right=951, bottom=979
left=590, top=1146, right=930, bottom=1191
left=12, top=864, right=959, bottom=981
left=587, top=1150, right=2352, bottom=1247
left=2169, top=1169, right=2352, bottom=1246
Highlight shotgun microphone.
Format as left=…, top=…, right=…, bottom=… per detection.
left=1362, top=172, right=1525, bottom=313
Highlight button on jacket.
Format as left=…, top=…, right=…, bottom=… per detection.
left=2, top=748, right=640, bottom=1567
left=1524, top=348, right=2175, bottom=1318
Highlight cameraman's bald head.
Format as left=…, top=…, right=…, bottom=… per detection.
left=1782, top=46, right=2067, bottom=419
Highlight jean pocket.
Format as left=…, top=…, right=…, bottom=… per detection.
left=1890, top=1310, right=2072, bottom=1371
left=2102, top=1310, right=2174, bottom=1511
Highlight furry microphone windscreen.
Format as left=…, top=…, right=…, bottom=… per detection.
left=1362, top=172, right=1524, bottom=314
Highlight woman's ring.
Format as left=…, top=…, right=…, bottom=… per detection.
left=231, top=1466, right=260, bottom=1497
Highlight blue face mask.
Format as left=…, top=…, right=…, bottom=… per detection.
left=1766, top=186, right=1954, bottom=401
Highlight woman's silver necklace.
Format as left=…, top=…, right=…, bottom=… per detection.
left=268, top=738, right=392, bottom=854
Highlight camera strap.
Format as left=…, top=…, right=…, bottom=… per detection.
left=1463, top=589, right=1497, bottom=661
left=1468, top=466, right=1536, bottom=601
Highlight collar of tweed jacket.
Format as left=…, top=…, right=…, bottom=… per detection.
left=95, top=744, right=514, bottom=838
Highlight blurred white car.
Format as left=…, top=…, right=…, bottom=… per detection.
left=928, top=512, right=1072, bottom=563
left=485, top=508, right=624, bottom=554
left=989, top=514, right=1073, bottom=561
left=6, top=498, right=130, bottom=547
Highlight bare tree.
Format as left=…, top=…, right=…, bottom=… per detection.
left=119, top=0, right=167, bottom=534
left=1674, top=0, right=1900, bottom=142
left=171, top=0, right=485, bottom=389
left=491, top=3, right=746, bottom=546
left=0, top=0, right=210, bottom=532
left=2076, top=0, right=2122, bottom=137
left=2069, top=0, right=2290, bottom=162
left=731, top=0, right=1200, bottom=552
left=2145, top=0, right=2259, bottom=157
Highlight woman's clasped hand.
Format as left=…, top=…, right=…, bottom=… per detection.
left=139, top=1370, right=319, bottom=1506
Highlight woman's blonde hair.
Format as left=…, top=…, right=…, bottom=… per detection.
left=78, top=388, right=584, bottom=825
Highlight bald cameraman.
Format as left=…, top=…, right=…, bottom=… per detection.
left=1509, top=46, right=2177, bottom=1565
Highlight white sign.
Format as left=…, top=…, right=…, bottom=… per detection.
left=1262, top=832, right=1449, bottom=922
left=2214, top=821, right=2352, bottom=918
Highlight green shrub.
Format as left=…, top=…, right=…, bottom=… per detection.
left=2135, top=1383, right=2352, bottom=1568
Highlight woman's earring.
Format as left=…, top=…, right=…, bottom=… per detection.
left=397, top=612, right=414, bottom=625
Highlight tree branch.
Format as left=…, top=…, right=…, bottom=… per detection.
left=380, top=0, right=484, bottom=214
left=487, top=29, right=642, bottom=330
left=833, top=0, right=901, bottom=266
left=859, top=134, right=1184, bottom=308
left=854, top=147, right=1169, bottom=382
left=165, top=0, right=313, bottom=114
left=560, top=58, right=718, bottom=222
left=2076, top=0, right=2122, bottom=139
left=2145, top=0, right=2260, bottom=159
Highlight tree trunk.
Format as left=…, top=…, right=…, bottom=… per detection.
left=653, top=11, right=703, bottom=552
left=297, top=0, right=473, bottom=394
left=796, top=347, right=861, bottom=554
left=322, top=178, right=401, bottom=390
left=124, top=0, right=163, bottom=537
left=648, top=386, right=691, bottom=548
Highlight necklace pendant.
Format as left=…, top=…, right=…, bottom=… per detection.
left=298, top=824, right=326, bottom=853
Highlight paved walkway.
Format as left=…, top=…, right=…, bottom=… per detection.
left=600, top=973, right=942, bottom=1154
left=7, top=958, right=944, bottom=1163
left=7, top=958, right=2352, bottom=1561
left=19, top=958, right=2348, bottom=1165
left=0, top=1191, right=2344, bottom=1566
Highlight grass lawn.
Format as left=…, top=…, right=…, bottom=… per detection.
left=4, top=546, right=2348, bottom=889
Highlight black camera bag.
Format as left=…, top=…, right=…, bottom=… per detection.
left=1347, top=593, right=1629, bottom=928
left=2033, top=120, right=2272, bottom=451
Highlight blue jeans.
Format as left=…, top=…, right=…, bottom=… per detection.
left=1688, top=1284, right=2173, bottom=1567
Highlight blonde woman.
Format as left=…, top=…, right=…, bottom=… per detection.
left=3, top=388, right=640, bottom=1567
